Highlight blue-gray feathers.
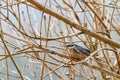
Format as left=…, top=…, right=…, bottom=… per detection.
left=74, top=44, right=90, bottom=56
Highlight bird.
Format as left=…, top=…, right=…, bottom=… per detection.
left=65, top=44, right=90, bottom=61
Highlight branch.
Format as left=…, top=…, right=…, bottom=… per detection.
left=25, top=0, right=120, bottom=48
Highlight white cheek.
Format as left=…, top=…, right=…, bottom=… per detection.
left=68, top=46, right=75, bottom=49
left=68, top=47, right=73, bottom=49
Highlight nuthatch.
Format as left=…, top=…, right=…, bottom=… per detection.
left=66, top=44, right=90, bottom=61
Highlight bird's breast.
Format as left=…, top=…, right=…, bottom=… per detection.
left=68, top=49, right=86, bottom=61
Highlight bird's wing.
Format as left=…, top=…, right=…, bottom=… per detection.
left=74, top=45, right=90, bottom=56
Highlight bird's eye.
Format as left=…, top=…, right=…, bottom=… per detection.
left=67, top=45, right=73, bottom=47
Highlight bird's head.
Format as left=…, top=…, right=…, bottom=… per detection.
left=65, top=44, right=76, bottom=49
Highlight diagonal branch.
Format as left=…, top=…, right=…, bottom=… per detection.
left=25, top=0, right=120, bottom=48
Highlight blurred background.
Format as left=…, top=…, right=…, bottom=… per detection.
left=0, top=0, right=120, bottom=80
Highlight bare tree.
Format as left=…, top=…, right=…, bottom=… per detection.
left=0, top=0, right=120, bottom=80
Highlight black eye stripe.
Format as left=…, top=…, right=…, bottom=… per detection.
left=66, top=44, right=74, bottom=47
